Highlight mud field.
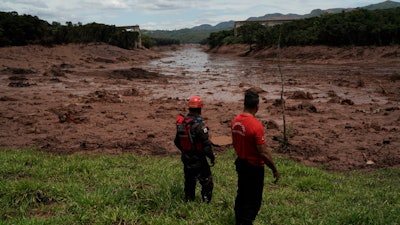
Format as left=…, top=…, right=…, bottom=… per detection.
left=0, top=43, right=399, bottom=171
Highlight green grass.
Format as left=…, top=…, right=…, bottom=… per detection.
left=0, top=149, right=399, bottom=225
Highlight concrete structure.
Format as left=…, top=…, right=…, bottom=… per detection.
left=234, top=19, right=299, bottom=36
left=118, top=25, right=142, bottom=48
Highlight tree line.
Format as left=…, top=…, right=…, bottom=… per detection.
left=142, top=29, right=218, bottom=44
left=0, top=11, right=145, bottom=49
left=141, top=36, right=181, bottom=48
left=207, top=8, right=400, bottom=48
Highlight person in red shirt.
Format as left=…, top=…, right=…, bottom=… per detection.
left=231, top=89, right=280, bottom=225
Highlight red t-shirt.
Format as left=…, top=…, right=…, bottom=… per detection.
left=231, top=113, right=266, bottom=167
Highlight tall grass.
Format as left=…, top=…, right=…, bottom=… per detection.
left=0, top=148, right=399, bottom=225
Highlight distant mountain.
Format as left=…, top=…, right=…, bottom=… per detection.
left=191, top=24, right=214, bottom=30
left=247, top=13, right=302, bottom=21
left=191, top=0, right=400, bottom=30
left=191, top=21, right=235, bottom=31
left=214, top=21, right=235, bottom=30
left=363, top=0, right=400, bottom=10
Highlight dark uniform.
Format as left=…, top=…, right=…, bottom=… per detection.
left=174, top=113, right=215, bottom=203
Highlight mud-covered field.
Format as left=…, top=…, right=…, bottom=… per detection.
left=0, top=43, right=399, bottom=171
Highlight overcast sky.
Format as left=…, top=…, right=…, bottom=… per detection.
left=0, top=0, right=391, bottom=30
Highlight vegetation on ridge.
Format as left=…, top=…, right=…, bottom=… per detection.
left=207, top=8, right=400, bottom=48
left=0, top=11, right=146, bottom=49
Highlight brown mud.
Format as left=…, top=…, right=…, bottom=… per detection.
left=0, top=43, right=399, bottom=171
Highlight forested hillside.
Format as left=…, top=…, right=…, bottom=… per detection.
left=142, top=29, right=217, bottom=45
left=0, top=11, right=139, bottom=49
left=207, top=8, right=400, bottom=48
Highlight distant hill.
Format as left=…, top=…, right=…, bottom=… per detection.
left=191, top=21, right=235, bottom=31
left=247, top=13, right=303, bottom=21
left=363, top=0, right=400, bottom=10
left=145, top=0, right=400, bottom=43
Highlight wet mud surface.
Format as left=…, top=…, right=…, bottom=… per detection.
left=0, top=43, right=399, bottom=171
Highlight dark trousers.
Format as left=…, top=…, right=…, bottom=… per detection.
left=235, top=158, right=265, bottom=225
left=183, top=158, right=213, bottom=203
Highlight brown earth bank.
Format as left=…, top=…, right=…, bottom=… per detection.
left=0, top=43, right=399, bottom=171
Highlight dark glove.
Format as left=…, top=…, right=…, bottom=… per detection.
left=203, top=144, right=214, bottom=167
left=273, top=170, right=280, bottom=184
left=210, top=159, right=215, bottom=167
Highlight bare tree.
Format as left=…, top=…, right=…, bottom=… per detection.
left=277, top=33, right=289, bottom=147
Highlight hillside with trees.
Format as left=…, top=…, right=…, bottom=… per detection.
left=207, top=8, right=400, bottom=49
left=0, top=11, right=141, bottom=49
left=142, top=29, right=219, bottom=45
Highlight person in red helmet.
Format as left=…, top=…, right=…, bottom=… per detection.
left=174, top=96, right=215, bottom=203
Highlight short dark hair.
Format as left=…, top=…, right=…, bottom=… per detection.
left=244, top=88, right=259, bottom=109
left=189, top=108, right=202, bottom=115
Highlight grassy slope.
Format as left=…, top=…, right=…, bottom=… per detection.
left=0, top=149, right=399, bottom=225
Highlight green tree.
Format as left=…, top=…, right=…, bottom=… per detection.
left=237, top=22, right=266, bottom=50
left=207, top=29, right=234, bottom=48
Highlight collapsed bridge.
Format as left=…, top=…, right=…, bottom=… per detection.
left=118, top=25, right=142, bottom=48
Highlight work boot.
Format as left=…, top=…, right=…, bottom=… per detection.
left=185, top=195, right=195, bottom=202
left=202, top=194, right=211, bottom=203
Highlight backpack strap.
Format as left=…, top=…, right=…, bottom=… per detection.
left=176, top=115, right=204, bottom=152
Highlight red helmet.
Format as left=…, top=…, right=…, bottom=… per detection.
left=188, top=96, right=204, bottom=108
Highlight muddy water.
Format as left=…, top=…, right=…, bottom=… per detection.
left=144, top=45, right=391, bottom=105
left=144, top=45, right=269, bottom=102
